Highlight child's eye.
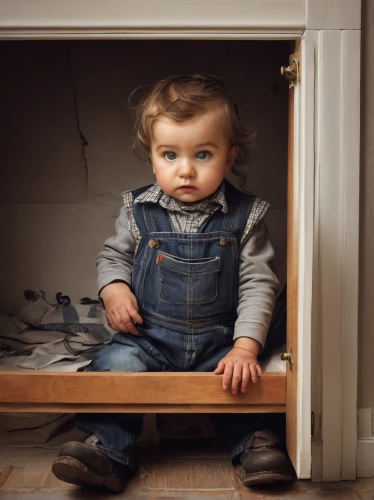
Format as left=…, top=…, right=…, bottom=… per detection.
left=196, top=151, right=210, bottom=160
left=164, top=151, right=177, bottom=161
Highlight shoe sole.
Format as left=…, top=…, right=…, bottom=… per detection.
left=52, top=456, right=125, bottom=493
left=242, top=471, right=294, bottom=487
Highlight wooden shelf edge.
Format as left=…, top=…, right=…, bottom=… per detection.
left=0, top=403, right=286, bottom=413
left=0, top=371, right=286, bottom=406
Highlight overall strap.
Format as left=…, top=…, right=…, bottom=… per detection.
left=199, top=180, right=256, bottom=240
left=132, top=185, right=173, bottom=236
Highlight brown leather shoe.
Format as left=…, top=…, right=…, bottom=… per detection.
left=240, top=430, right=295, bottom=487
left=52, top=439, right=133, bottom=493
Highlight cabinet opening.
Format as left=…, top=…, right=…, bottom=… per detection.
left=0, top=39, right=290, bottom=418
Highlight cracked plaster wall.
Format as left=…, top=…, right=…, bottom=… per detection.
left=0, top=40, right=289, bottom=313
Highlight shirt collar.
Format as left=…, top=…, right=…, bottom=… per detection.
left=134, top=181, right=228, bottom=215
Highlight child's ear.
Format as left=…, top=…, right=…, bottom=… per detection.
left=225, top=146, right=238, bottom=172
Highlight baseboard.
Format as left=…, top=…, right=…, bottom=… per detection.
left=357, top=438, right=374, bottom=477
left=357, top=408, right=374, bottom=477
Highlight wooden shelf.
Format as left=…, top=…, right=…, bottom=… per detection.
left=0, top=371, right=286, bottom=413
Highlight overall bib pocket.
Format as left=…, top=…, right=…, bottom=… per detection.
left=157, top=251, right=221, bottom=305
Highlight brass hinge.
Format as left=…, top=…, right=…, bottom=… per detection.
left=280, top=59, right=300, bottom=88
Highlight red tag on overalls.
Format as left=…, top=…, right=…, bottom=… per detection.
left=156, top=253, right=163, bottom=264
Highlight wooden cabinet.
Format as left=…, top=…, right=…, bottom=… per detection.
left=0, top=0, right=361, bottom=482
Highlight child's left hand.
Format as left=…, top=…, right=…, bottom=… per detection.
left=214, top=347, right=262, bottom=394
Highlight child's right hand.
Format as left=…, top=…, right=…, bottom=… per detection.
left=100, top=282, right=143, bottom=335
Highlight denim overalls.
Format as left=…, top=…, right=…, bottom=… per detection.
left=75, top=181, right=285, bottom=471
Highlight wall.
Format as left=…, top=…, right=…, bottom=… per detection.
left=359, top=0, right=374, bottom=414
left=0, top=40, right=289, bottom=314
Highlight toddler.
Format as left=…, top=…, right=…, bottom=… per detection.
left=52, top=74, right=294, bottom=492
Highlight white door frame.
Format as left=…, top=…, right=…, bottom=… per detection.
left=308, top=27, right=361, bottom=481
left=0, top=0, right=361, bottom=481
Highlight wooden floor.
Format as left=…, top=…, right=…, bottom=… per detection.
left=0, top=439, right=373, bottom=499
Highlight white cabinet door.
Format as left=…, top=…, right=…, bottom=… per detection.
left=286, top=37, right=314, bottom=479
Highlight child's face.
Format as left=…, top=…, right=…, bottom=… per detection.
left=149, top=103, right=237, bottom=203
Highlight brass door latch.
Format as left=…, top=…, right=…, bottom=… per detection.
left=280, top=348, right=294, bottom=369
left=280, top=59, right=300, bottom=88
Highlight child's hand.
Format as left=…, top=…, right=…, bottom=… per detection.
left=100, top=282, right=143, bottom=335
left=214, top=347, right=262, bottom=395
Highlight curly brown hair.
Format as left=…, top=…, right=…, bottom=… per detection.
left=129, top=74, right=256, bottom=177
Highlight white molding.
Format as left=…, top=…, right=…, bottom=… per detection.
left=357, top=408, right=374, bottom=477
left=0, top=0, right=306, bottom=38
left=294, top=35, right=315, bottom=480
left=357, top=438, right=374, bottom=477
left=358, top=408, right=372, bottom=438
left=316, top=30, right=342, bottom=482
left=314, top=29, right=360, bottom=481
left=340, top=29, right=360, bottom=480
left=305, top=29, right=323, bottom=485
left=307, top=0, right=361, bottom=30
left=0, top=32, right=303, bottom=41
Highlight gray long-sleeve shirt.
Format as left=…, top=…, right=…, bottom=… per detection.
left=97, top=183, right=279, bottom=348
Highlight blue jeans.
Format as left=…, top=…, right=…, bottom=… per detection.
left=74, top=327, right=285, bottom=471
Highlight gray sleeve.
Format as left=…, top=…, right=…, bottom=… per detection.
left=96, top=206, right=137, bottom=294
left=234, top=220, right=280, bottom=347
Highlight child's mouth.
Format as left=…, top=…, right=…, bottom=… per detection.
left=179, top=185, right=196, bottom=190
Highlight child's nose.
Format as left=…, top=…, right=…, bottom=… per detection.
left=178, top=160, right=196, bottom=177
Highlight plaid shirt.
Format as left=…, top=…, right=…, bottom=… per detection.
left=122, top=181, right=269, bottom=248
